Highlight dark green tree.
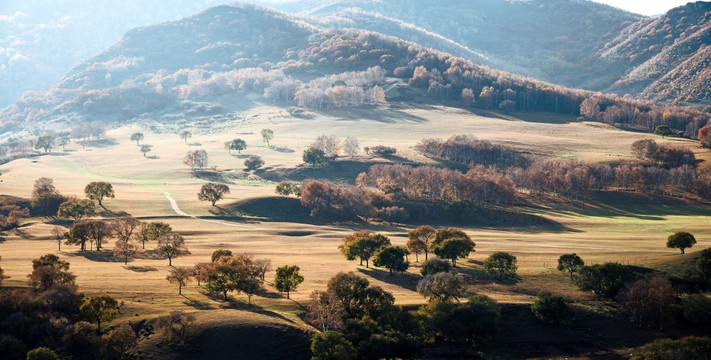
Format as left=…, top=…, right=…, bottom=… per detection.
left=373, top=246, right=409, bottom=274
left=311, top=331, right=356, bottom=360
left=576, top=262, right=632, bottom=299
left=57, top=198, right=96, bottom=221
left=261, top=128, right=274, bottom=147
left=130, top=132, right=144, bottom=145
left=666, top=232, right=697, bottom=254
left=654, top=125, right=672, bottom=138
left=339, top=231, right=391, bottom=268
left=434, top=238, right=475, bottom=267
left=84, top=181, right=115, bottom=208
left=197, top=183, right=230, bottom=206
left=303, top=147, right=326, bottom=166
left=80, top=295, right=118, bottom=333
left=531, top=292, right=574, bottom=325
left=230, top=138, right=247, bottom=153
left=34, top=134, right=55, bottom=153
left=274, top=265, right=304, bottom=299
left=557, top=253, right=584, bottom=280
left=417, top=272, right=467, bottom=303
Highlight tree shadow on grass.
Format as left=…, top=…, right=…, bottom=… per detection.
left=356, top=267, right=420, bottom=291
left=203, top=291, right=299, bottom=325
left=99, top=209, right=131, bottom=218
left=182, top=294, right=215, bottom=310
left=273, top=146, right=295, bottom=153
left=67, top=250, right=123, bottom=262
left=455, top=259, right=521, bottom=286
left=124, top=265, right=158, bottom=272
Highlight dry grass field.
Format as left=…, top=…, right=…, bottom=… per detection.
left=1, top=104, right=709, bottom=358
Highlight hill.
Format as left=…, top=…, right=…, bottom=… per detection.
left=272, top=0, right=711, bottom=104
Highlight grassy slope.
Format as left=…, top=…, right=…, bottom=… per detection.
left=1, top=104, right=710, bottom=357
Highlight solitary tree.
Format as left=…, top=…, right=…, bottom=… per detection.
left=230, top=138, right=247, bottom=153
left=531, top=292, right=574, bottom=326
left=57, top=198, right=96, bottom=221
left=417, top=272, right=467, bottom=303
left=274, top=265, right=304, bottom=299
left=140, top=144, right=152, bottom=157
left=261, top=128, right=274, bottom=147
left=197, top=183, right=230, bottom=206
left=666, top=232, right=696, bottom=254
left=34, top=135, right=55, bottom=153
left=408, top=225, right=436, bottom=260
left=130, top=133, right=144, bottom=145
left=342, top=136, right=359, bottom=159
left=167, top=267, right=193, bottom=295
left=158, top=232, right=188, bottom=266
left=84, top=181, right=115, bottom=208
left=80, top=295, right=118, bottom=333
left=654, top=125, right=672, bottom=138
left=557, top=253, right=584, bottom=280
left=483, top=252, right=518, bottom=280
left=303, top=147, right=326, bottom=166
left=434, top=238, right=475, bottom=267
left=373, top=246, right=409, bottom=274
left=275, top=181, right=299, bottom=196
left=179, top=130, right=192, bottom=144
left=244, top=155, right=265, bottom=171
left=461, top=88, right=474, bottom=108
left=52, top=226, right=64, bottom=251
left=58, top=137, right=70, bottom=151
left=184, top=149, right=208, bottom=172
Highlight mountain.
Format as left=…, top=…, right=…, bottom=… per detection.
left=1, top=2, right=709, bottom=143
left=0, top=0, right=218, bottom=108
left=265, top=0, right=711, bottom=104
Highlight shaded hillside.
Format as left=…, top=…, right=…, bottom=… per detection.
left=604, top=2, right=711, bottom=104
left=278, top=0, right=642, bottom=91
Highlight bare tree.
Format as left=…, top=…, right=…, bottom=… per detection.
left=179, top=131, right=192, bottom=144
left=306, top=290, right=346, bottom=332
left=52, top=226, right=65, bottom=251
left=342, top=136, right=359, bottom=159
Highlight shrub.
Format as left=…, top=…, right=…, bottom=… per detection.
left=420, top=259, right=452, bottom=276
left=681, top=293, right=711, bottom=326
left=531, top=292, right=574, bottom=325
left=244, top=155, right=265, bottom=171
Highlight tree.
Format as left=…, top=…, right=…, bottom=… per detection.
left=531, top=292, right=574, bottom=325
left=654, top=125, right=672, bottom=138
left=244, top=155, right=264, bottom=171
left=52, top=226, right=64, bottom=251
left=28, top=254, right=76, bottom=292
left=484, top=252, right=518, bottom=280
left=275, top=181, right=299, bottom=196
left=632, top=337, right=711, bottom=360
left=373, top=246, right=409, bottom=274
left=342, top=136, right=359, bottom=159
left=158, top=232, right=188, bottom=266
left=666, top=232, right=696, bottom=254
left=576, top=263, right=632, bottom=299
left=139, top=144, right=152, bottom=157
left=461, top=88, right=474, bottom=108
left=135, top=221, right=171, bottom=249
left=64, top=221, right=92, bottom=251
left=130, top=132, right=144, bottom=145
left=81, top=295, right=117, bottom=334
left=420, top=258, right=452, bottom=276
left=417, top=272, right=467, bottom=303
left=647, top=277, right=676, bottom=330
left=230, top=138, right=247, bottom=153
left=306, top=290, right=346, bottom=332
left=31, top=177, right=65, bottom=218
left=311, top=331, right=357, bottom=360
left=326, top=272, right=370, bottom=316
left=698, top=125, right=711, bottom=147
left=557, top=253, right=584, bottom=280
left=26, top=347, right=59, bottom=360
left=112, top=238, right=138, bottom=265
left=254, top=258, right=272, bottom=281
left=408, top=225, right=436, bottom=260
left=179, top=130, right=192, bottom=144
left=303, top=147, right=326, bottom=166
left=434, top=238, right=475, bottom=267
left=167, top=267, right=193, bottom=295
left=183, top=149, right=208, bottom=172
left=112, top=217, right=140, bottom=242
left=197, top=183, right=230, bottom=206
left=406, top=237, right=425, bottom=263
left=84, top=181, right=115, bottom=208
left=101, top=324, right=138, bottom=360
left=211, top=249, right=233, bottom=262
left=34, top=135, right=55, bottom=153
left=156, top=310, right=195, bottom=345
left=58, top=137, right=70, bottom=151
left=57, top=198, right=96, bottom=221
left=261, top=128, right=274, bottom=147
left=274, top=265, right=304, bottom=299
left=86, top=220, right=111, bottom=251
left=339, top=231, right=391, bottom=268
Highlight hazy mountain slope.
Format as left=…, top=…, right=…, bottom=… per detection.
left=0, top=0, right=219, bottom=108
left=276, top=0, right=643, bottom=90
left=604, top=2, right=711, bottom=103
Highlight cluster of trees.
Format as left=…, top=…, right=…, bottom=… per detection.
left=630, top=139, right=696, bottom=168
left=0, top=196, right=30, bottom=230
left=308, top=269, right=501, bottom=359
left=30, top=178, right=116, bottom=220
left=191, top=250, right=272, bottom=305
left=310, top=135, right=360, bottom=159
left=183, top=149, right=208, bottom=172
left=293, top=67, right=386, bottom=108
left=0, top=254, right=132, bottom=360
left=415, top=135, right=531, bottom=168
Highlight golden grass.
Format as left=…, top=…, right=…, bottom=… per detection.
left=0, top=104, right=709, bottom=329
